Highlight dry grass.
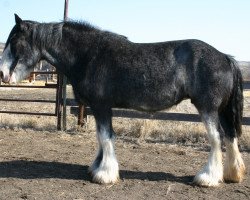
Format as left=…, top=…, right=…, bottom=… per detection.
left=0, top=87, right=249, bottom=150
left=79, top=94, right=250, bottom=150
left=244, top=90, right=250, bottom=97
left=0, top=109, right=249, bottom=150
left=0, top=114, right=57, bottom=131
left=79, top=115, right=250, bottom=151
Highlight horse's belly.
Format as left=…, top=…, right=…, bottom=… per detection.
left=126, top=93, right=186, bottom=112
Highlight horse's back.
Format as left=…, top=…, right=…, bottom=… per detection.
left=106, top=39, right=231, bottom=110
left=79, top=37, right=236, bottom=112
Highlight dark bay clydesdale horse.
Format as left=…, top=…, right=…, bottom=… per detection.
left=0, top=14, right=245, bottom=187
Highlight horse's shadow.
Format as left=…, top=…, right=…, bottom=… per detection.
left=0, top=160, right=193, bottom=185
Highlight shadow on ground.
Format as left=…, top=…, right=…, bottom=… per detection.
left=0, top=160, right=193, bottom=185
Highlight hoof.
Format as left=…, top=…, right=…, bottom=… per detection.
left=88, top=161, right=119, bottom=184
left=92, top=171, right=119, bottom=184
left=90, top=168, right=119, bottom=184
left=193, top=167, right=223, bottom=187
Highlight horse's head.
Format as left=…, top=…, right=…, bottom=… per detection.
left=0, top=14, right=41, bottom=83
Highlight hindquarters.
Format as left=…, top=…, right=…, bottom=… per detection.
left=192, top=54, right=243, bottom=139
left=185, top=41, right=243, bottom=139
left=189, top=49, right=245, bottom=186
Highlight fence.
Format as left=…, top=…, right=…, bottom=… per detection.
left=0, top=71, right=65, bottom=130
left=0, top=75, right=249, bottom=129
left=72, top=81, right=250, bottom=126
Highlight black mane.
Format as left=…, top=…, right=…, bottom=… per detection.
left=5, top=19, right=128, bottom=52
left=64, top=20, right=128, bottom=41
left=32, top=22, right=63, bottom=49
left=64, top=21, right=98, bottom=32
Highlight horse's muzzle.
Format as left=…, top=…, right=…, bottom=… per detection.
left=0, top=70, right=16, bottom=84
left=0, top=71, right=10, bottom=83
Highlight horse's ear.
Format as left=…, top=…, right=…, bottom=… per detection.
left=14, top=14, right=22, bottom=24
left=14, top=14, right=30, bottom=32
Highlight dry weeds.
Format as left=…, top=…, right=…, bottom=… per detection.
left=0, top=87, right=249, bottom=151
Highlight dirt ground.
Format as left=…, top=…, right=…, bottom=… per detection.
left=0, top=130, right=248, bottom=200
left=0, top=86, right=249, bottom=199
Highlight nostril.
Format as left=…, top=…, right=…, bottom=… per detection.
left=0, top=71, right=11, bottom=83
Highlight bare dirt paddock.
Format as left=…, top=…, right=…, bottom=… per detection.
left=0, top=130, right=249, bottom=200
left=0, top=86, right=249, bottom=199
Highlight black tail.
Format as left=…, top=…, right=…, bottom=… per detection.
left=221, top=56, right=243, bottom=138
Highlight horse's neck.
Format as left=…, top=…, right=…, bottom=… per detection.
left=39, top=23, right=99, bottom=74
left=36, top=23, right=66, bottom=68
left=41, top=44, right=70, bottom=76
left=41, top=49, right=59, bottom=66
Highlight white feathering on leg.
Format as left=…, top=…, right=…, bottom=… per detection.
left=92, top=139, right=119, bottom=184
left=91, top=127, right=119, bottom=184
left=224, top=138, right=245, bottom=183
left=194, top=116, right=223, bottom=187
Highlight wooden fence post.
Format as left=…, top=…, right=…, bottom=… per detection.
left=78, top=104, right=86, bottom=126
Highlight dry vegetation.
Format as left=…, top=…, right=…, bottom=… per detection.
left=0, top=85, right=249, bottom=150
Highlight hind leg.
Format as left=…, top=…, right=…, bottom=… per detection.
left=89, top=107, right=119, bottom=184
left=224, top=137, right=245, bottom=182
left=193, top=112, right=223, bottom=187
left=219, top=114, right=246, bottom=183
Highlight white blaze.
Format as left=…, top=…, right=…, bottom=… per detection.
left=0, top=44, right=14, bottom=83
left=0, top=44, right=32, bottom=84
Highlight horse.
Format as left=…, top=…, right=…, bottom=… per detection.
left=0, top=14, right=245, bottom=187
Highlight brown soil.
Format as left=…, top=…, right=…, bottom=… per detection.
left=0, top=130, right=249, bottom=200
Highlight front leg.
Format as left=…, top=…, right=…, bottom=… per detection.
left=89, top=108, right=119, bottom=184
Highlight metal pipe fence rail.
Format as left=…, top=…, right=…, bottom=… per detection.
left=72, top=81, right=250, bottom=126
left=71, top=107, right=250, bottom=125
left=0, top=71, right=64, bottom=130
left=0, top=0, right=69, bottom=130
left=243, top=81, right=250, bottom=89
left=0, top=78, right=249, bottom=130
